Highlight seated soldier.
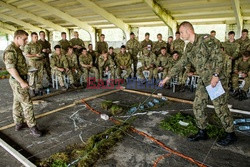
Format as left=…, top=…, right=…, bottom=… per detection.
left=232, top=51, right=250, bottom=100
left=108, top=46, right=117, bottom=61
left=115, top=45, right=132, bottom=80
left=98, top=50, right=115, bottom=81
left=153, top=47, right=170, bottom=81
left=137, top=48, right=157, bottom=83
left=65, top=46, right=80, bottom=87
left=181, top=63, right=197, bottom=92
left=50, top=45, right=75, bottom=90
left=79, top=48, right=99, bottom=85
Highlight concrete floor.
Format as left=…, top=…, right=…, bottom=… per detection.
left=0, top=78, right=250, bottom=167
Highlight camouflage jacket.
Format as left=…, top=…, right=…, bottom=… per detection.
left=24, top=41, right=44, bottom=60
left=66, top=53, right=78, bottom=69
left=58, top=39, right=70, bottom=52
left=3, top=42, right=28, bottom=76
left=96, top=41, right=108, bottom=54
left=141, top=52, right=156, bottom=68
left=221, top=40, right=240, bottom=59
left=126, top=39, right=140, bottom=56
left=50, top=53, right=69, bottom=70
left=171, top=38, right=185, bottom=54
left=141, top=39, right=153, bottom=49
left=115, top=52, right=132, bottom=67
left=153, top=40, right=167, bottom=56
left=79, top=53, right=93, bottom=66
left=167, top=57, right=180, bottom=70
left=38, top=39, right=51, bottom=57
left=236, top=37, right=250, bottom=56
left=98, top=55, right=115, bottom=68
left=155, top=53, right=170, bottom=68
left=234, top=57, right=250, bottom=74
left=69, top=38, right=85, bottom=47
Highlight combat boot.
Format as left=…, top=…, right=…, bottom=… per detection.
left=240, top=90, right=248, bottom=101
left=30, top=126, right=42, bottom=137
left=188, top=129, right=208, bottom=141
left=232, top=89, right=239, bottom=98
left=217, top=132, right=237, bottom=146
left=15, top=123, right=25, bottom=131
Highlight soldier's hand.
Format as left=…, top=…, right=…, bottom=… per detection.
left=20, top=81, right=29, bottom=89
left=42, top=49, right=47, bottom=52
left=210, top=76, right=219, bottom=87
left=36, top=54, right=42, bottom=57
left=159, top=77, right=170, bottom=87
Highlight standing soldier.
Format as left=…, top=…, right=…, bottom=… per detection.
left=222, top=31, right=240, bottom=60
left=137, top=48, right=156, bottom=83
left=66, top=46, right=80, bottom=87
left=159, top=21, right=236, bottom=146
left=79, top=48, right=99, bottom=85
left=3, top=30, right=42, bottom=137
left=96, top=34, right=109, bottom=55
left=236, top=29, right=250, bottom=57
left=167, top=36, right=173, bottom=54
left=58, top=32, right=70, bottom=53
left=50, top=45, right=75, bottom=90
left=98, top=50, right=115, bottom=80
left=88, top=44, right=98, bottom=68
left=141, top=32, right=153, bottom=50
left=126, top=32, right=140, bottom=77
left=69, top=31, right=85, bottom=55
left=153, top=33, right=167, bottom=56
left=115, top=45, right=132, bottom=80
left=171, top=31, right=185, bottom=56
left=231, top=51, right=250, bottom=100
left=108, top=46, right=117, bottom=61
left=153, top=47, right=171, bottom=81
left=24, top=32, right=44, bottom=96
left=38, top=31, right=52, bottom=85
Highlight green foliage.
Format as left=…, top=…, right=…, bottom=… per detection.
left=101, top=100, right=113, bottom=110
left=160, top=112, right=225, bottom=138
left=0, top=70, right=9, bottom=76
left=110, top=104, right=123, bottom=115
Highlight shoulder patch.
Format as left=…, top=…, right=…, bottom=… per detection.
left=204, top=35, right=208, bottom=39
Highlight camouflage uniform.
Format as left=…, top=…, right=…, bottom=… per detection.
left=108, top=52, right=117, bottom=61
left=153, top=53, right=170, bottom=79
left=58, top=39, right=70, bottom=53
left=222, top=40, right=240, bottom=60
left=96, top=41, right=108, bottom=54
left=38, top=39, right=51, bottom=83
left=98, top=55, right=115, bottom=79
left=24, top=41, right=44, bottom=90
left=126, top=38, right=140, bottom=76
left=69, top=38, right=85, bottom=55
left=232, top=57, right=250, bottom=92
left=236, top=37, right=250, bottom=57
left=221, top=52, right=232, bottom=99
left=167, top=56, right=183, bottom=82
left=79, top=53, right=99, bottom=82
left=167, top=42, right=172, bottom=54
left=3, top=42, right=36, bottom=127
left=137, top=50, right=156, bottom=80
left=167, top=34, right=234, bottom=133
left=115, top=52, right=132, bottom=79
left=152, top=40, right=167, bottom=56
left=171, top=38, right=185, bottom=55
left=88, top=50, right=98, bottom=68
left=66, top=52, right=81, bottom=84
left=50, top=53, right=74, bottom=86
left=141, top=39, right=153, bottom=49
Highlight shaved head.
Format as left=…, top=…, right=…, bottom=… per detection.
left=179, top=21, right=194, bottom=32
left=179, top=21, right=195, bottom=43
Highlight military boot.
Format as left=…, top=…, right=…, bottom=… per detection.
left=232, top=89, right=239, bottom=98
left=217, top=132, right=237, bottom=146
left=30, top=126, right=42, bottom=137
left=15, top=123, right=25, bottom=131
left=188, top=129, right=208, bottom=141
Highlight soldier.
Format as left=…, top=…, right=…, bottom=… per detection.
left=171, top=31, right=185, bottom=56
left=222, top=31, right=240, bottom=61
left=108, top=46, right=117, bottom=61
left=115, top=45, right=132, bottom=80
left=96, top=34, right=109, bottom=55
left=38, top=31, right=52, bottom=84
left=167, top=36, right=173, bottom=54
left=50, top=45, right=75, bottom=90
left=137, top=48, right=156, bottom=83
left=65, top=46, right=80, bottom=87
left=24, top=32, right=44, bottom=96
left=232, top=51, right=250, bottom=100
left=210, top=30, right=216, bottom=38
left=3, top=30, right=42, bottom=137
left=79, top=48, right=99, bottom=85
left=236, top=29, right=250, bottom=57
left=153, top=47, right=170, bottom=80
left=98, top=50, right=115, bottom=80
left=88, top=44, right=98, bottom=67
left=159, top=21, right=236, bottom=146
left=58, top=32, right=70, bottom=53
left=126, top=32, right=140, bottom=77
left=69, top=31, right=85, bottom=55
left=141, top=32, right=153, bottom=50
left=153, top=33, right=167, bottom=56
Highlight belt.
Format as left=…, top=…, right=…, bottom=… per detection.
left=11, top=75, right=28, bottom=81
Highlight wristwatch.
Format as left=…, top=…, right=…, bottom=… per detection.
left=213, top=73, right=219, bottom=77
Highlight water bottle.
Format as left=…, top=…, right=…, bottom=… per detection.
left=46, top=88, right=50, bottom=94
left=148, top=101, right=154, bottom=107
left=153, top=99, right=160, bottom=104
left=239, top=126, right=250, bottom=131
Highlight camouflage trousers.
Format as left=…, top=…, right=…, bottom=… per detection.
left=193, top=79, right=234, bottom=133
left=99, top=66, right=115, bottom=80
left=232, top=73, right=250, bottom=92
left=131, top=54, right=138, bottom=77
left=9, top=78, right=36, bottom=127
left=115, top=67, right=132, bottom=79
left=137, top=67, right=154, bottom=80
left=43, top=57, right=51, bottom=83
left=28, top=60, right=44, bottom=90
left=82, top=67, right=99, bottom=83
left=52, top=69, right=75, bottom=87
left=153, top=68, right=168, bottom=80
left=71, top=68, right=82, bottom=84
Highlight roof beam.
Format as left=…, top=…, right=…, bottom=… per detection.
left=0, top=13, right=42, bottom=31
left=30, top=0, right=94, bottom=33
left=0, top=21, right=17, bottom=31
left=0, top=1, right=66, bottom=32
left=76, top=0, right=131, bottom=40
left=144, top=0, right=177, bottom=34
left=231, top=0, right=243, bottom=36
left=0, top=27, right=14, bottom=35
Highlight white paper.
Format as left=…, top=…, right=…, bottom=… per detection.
left=206, top=81, right=225, bottom=100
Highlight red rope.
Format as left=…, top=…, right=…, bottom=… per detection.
left=153, top=153, right=172, bottom=167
